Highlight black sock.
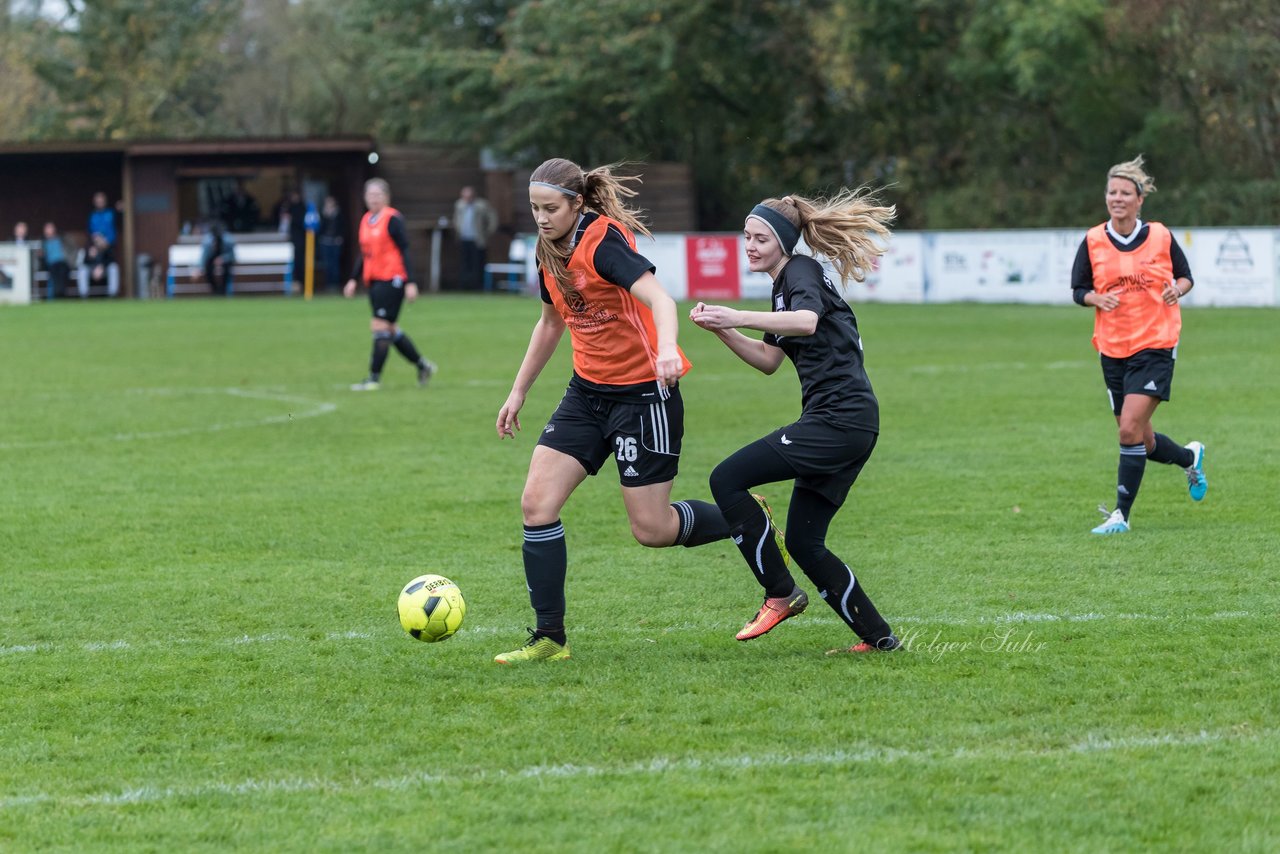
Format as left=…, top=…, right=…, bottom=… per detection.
left=369, top=331, right=392, bottom=380
left=722, top=495, right=794, bottom=598
left=393, top=330, right=424, bottom=365
left=523, top=520, right=567, bottom=637
left=804, top=556, right=894, bottom=645
left=1116, top=443, right=1147, bottom=520
left=1148, top=433, right=1194, bottom=467
left=671, top=500, right=730, bottom=547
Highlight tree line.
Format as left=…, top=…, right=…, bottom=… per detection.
left=3, top=0, right=1276, bottom=229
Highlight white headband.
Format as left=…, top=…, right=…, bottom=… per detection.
left=530, top=180, right=579, bottom=197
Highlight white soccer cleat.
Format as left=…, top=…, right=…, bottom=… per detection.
left=1184, top=441, right=1207, bottom=502
left=1091, top=506, right=1130, bottom=535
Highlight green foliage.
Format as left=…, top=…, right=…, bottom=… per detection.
left=3, top=0, right=1277, bottom=228
left=26, top=0, right=241, bottom=139
left=0, top=296, right=1278, bottom=850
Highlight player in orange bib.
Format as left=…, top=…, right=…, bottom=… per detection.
left=1071, top=155, right=1207, bottom=535
left=492, top=158, right=733, bottom=664
left=342, top=179, right=436, bottom=391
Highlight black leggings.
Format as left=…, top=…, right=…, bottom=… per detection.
left=709, top=439, right=842, bottom=570
left=709, top=438, right=893, bottom=644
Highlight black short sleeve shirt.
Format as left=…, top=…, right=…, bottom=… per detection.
left=763, top=255, right=879, bottom=432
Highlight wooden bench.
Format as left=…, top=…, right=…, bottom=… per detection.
left=483, top=234, right=533, bottom=293
left=166, top=240, right=295, bottom=297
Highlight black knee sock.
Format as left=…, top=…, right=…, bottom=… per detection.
left=393, top=330, right=425, bottom=365
left=1116, top=443, right=1147, bottom=520
left=1147, top=432, right=1194, bottom=467
left=722, top=495, right=794, bottom=598
left=801, top=555, right=894, bottom=645
left=523, top=521, right=567, bottom=643
left=671, top=500, right=730, bottom=547
left=369, top=331, right=392, bottom=380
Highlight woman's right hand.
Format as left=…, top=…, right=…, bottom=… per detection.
left=342, top=279, right=357, bottom=298
left=1088, top=291, right=1120, bottom=312
left=497, top=391, right=525, bottom=439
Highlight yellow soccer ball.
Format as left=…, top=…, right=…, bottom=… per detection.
left=397, top=574, right=466, bottom=642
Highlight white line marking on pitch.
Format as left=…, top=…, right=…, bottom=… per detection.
left=0, top=726, right=1270, bottom=811
left=0, top=610, right=1259, bottom=658
left=0, top=387, right=337, bottom=450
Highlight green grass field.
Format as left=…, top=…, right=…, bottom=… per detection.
left=1, top=295, right=1277, bottom=852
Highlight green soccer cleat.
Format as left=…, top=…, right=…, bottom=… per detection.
left=494, top=629, right=571, bottom=665
left=751, top=493, right=790, bottom=568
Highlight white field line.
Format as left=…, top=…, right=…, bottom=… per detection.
left=0, top=387, right=337, bottom=450
left=0, top=726, right=1271, bottom=811
left=0, top=610, right=1261, bottom=658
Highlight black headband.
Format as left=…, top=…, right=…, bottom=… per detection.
left=747, top=204, right=801, bottom=255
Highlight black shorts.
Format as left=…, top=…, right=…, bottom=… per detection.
left=368, top=279, right=407, bottom=323
left=761, top=417, right=877, bottom=506
left=537, top=384, right=683, bottom=486
left=1100, top=348, right=1176, bottom=416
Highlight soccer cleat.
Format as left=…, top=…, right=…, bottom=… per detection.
left=827, top=634, right=902, bottom=655
left=494, top=628, right=571, bottom=665
left=751, top=493, right=790, bottom=568
left=1091, top=506, right=1130, bottom=535
left=417, top=360, right=438, bottom=388
left=1184, top=441, right=1207, bottom=501
left=350, top=378, right=380, bottom=392
left=736, top=587, right=808, bottom=641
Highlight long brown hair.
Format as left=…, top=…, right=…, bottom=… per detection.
left=530, top=158, right=651, bottom=294
left=760, top=188, right=895, bottom=285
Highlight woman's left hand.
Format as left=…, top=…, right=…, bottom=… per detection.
left=405, top=282, right=419, bottom=302
left=1161, top=281, right=1183, bottom=305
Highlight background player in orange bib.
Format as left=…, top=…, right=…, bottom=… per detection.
left=691, top=188, right=901, bottom=655
left=343, top=178, right=436, bottom=391
left=492, top=158, right=732, bottom=664
left=1071, top=155, right=1207, bottom=535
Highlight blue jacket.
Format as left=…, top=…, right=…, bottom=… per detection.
left=88, top=209, right=116, bottom=246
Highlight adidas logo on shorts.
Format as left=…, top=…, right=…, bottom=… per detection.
left=623, top=466, right=639, bottom=478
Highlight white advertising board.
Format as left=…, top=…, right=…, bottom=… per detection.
left=926, top=230, right=1067, bottom=304
left=1174, top=227, right=1276, bottom=307
left=638, top=233, right=689, bottom=300
left=848, top=231, right=926, bottom=304
left=0, top=243, right=34, bottom=305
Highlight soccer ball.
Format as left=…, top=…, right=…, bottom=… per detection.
left=397, top=574, right=466, bottom=642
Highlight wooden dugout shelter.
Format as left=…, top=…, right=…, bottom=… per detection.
left=0, top=138, right=696, bottom=296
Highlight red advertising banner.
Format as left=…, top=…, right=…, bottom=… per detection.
left=685, top=235, right=740, bottom=300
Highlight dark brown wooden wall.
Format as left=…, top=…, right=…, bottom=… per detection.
left=373, top=146, right=696, bottom=290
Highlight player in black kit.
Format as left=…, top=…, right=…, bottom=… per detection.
left=690, top=188, right=900, bottom=654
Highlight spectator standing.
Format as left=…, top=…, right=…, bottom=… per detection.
left=200, top=221, right=236, bottom=296
left=222, top=183, right=260, bottom=233
left=13, top=221, right=31, bottom=246
left=276, top=190, right=307, bottom=290
left=318, top=195, right=346, bottom=291
left=88, top=192, right=116, bottom=248
left=452, top=185, right=498, bottom=290
left=76, top=233, right=119, bottom=298
left=41, top=222, right=70, bottom=298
